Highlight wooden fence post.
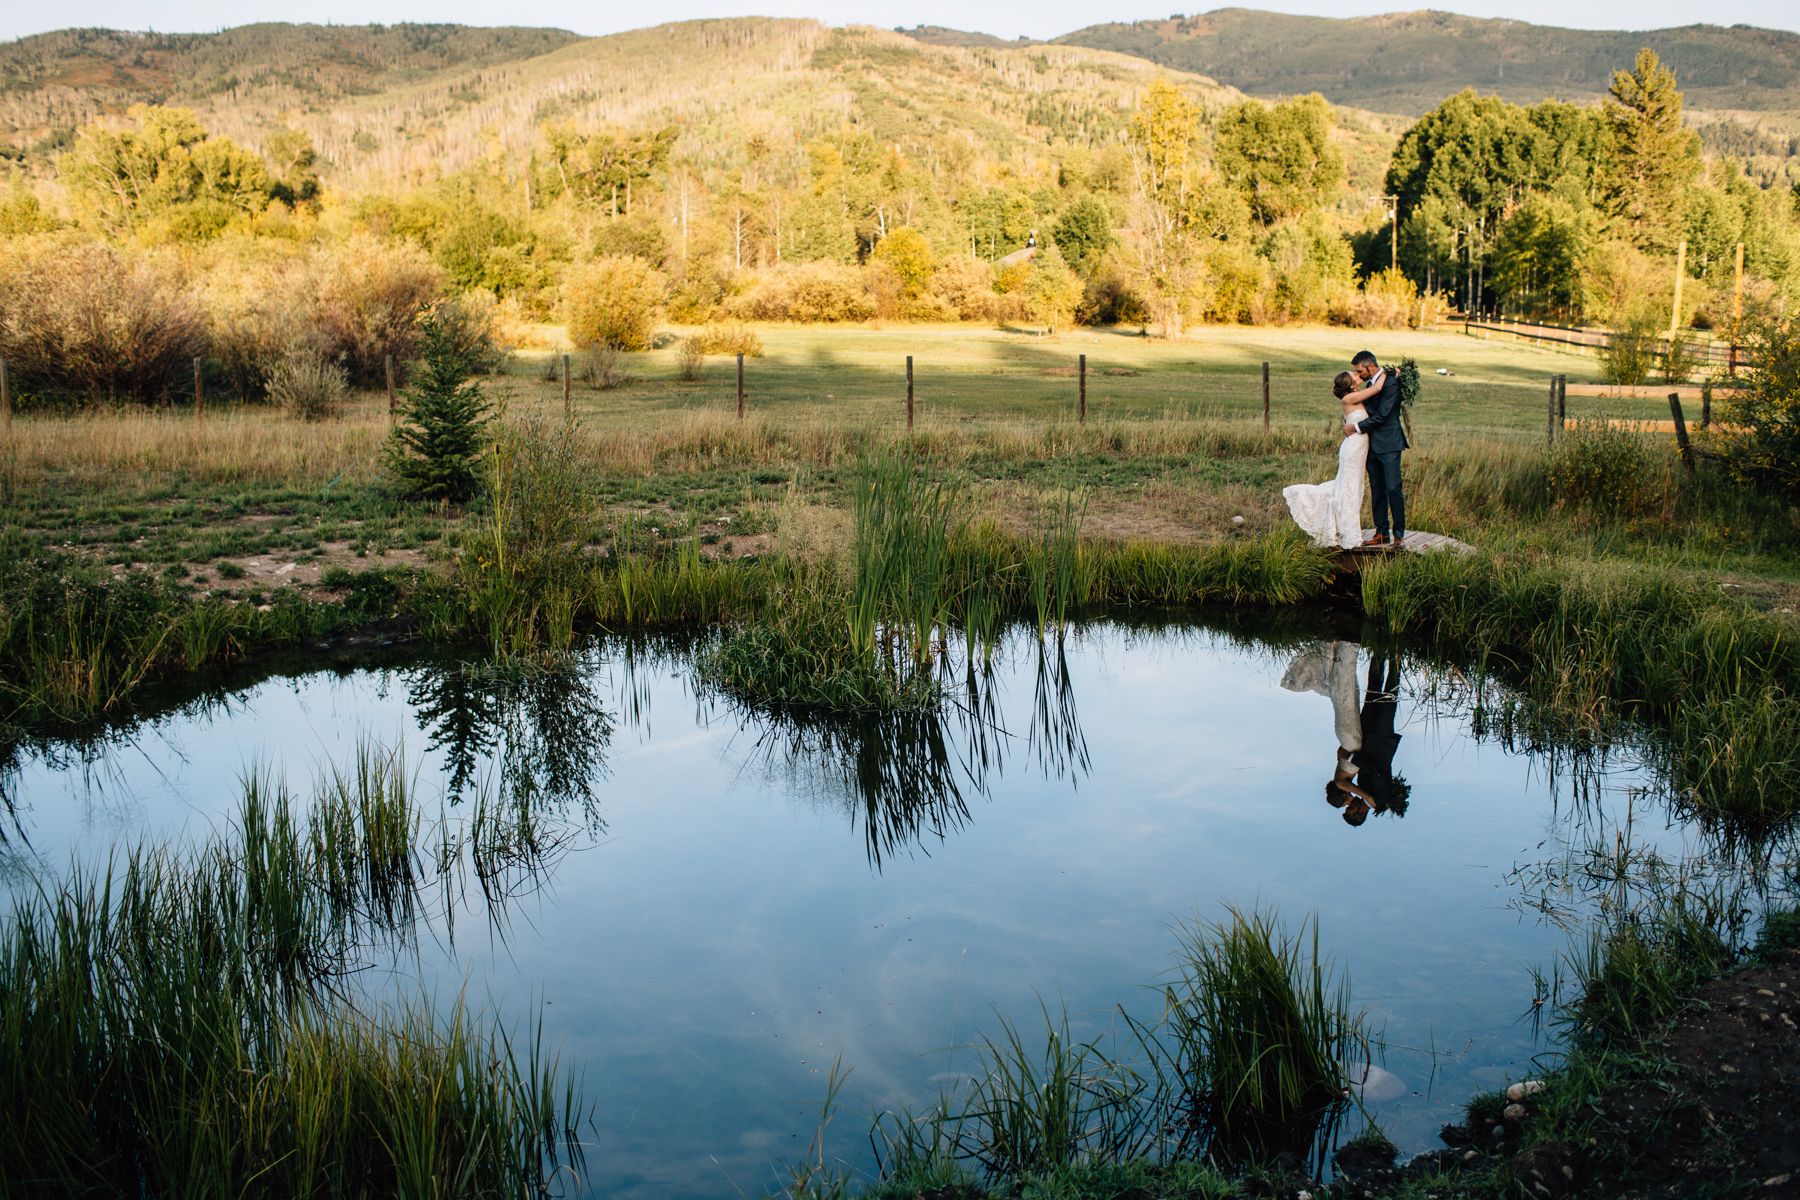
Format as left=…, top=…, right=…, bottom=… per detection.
left=737, top=353, right=745, bottom=423
left=1, top=359, right=9, bottom=433
left=562, top=353, right=571, bottom=419
left=1557, top=374, right=1566, bottom=428
left=1261, top=362, right=1270, bottom=436
left=906, top=355, right=914, bottom=431
left=1078, top=354, right=1086, bottom=425
left=1701, top=378, right=1712, bottom=428
left=1669, top=392, right=1695, bottom=474
left=1547, top=376, right=1557, bottom=445
left=194, top=357, right=204, bottom=423
left=385, top=354, right=397, bottom=415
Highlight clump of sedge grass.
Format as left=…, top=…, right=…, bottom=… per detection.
left=0, top=766, right=587, bottom=1196
left=1152, top=905, right=1365, bottom=1165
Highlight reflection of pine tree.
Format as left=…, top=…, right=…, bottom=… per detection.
left=408, top=662, right=500, bottom=800
left=406, top=659, right=614, bottom=829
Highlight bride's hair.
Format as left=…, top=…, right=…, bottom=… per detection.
left=1333, top=370, right=1358, bottom=398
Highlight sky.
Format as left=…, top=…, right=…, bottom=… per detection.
left=5, top=0, right=1799, bottom=44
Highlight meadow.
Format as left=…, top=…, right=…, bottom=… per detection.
left=7, top=320, right=1800, bottom=1199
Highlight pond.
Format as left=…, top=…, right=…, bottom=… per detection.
left=1, top=611, right=1705, bottom=1197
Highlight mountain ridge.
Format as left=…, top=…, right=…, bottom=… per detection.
left=1041, top=8, right=1800, bottom=115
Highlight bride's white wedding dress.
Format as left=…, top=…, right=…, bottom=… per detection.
left=1283, top=406, right=1368, bottom=551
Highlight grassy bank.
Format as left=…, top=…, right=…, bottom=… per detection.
left=1361, top=547, right=1800, bottom=829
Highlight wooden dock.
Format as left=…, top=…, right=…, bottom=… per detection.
left=1331, top=529, right=1473, bottom=570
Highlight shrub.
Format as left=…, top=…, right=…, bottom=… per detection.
left=387, top=305, right=493, bottom=501
left=929, top=255, right=1002, bottom=321
left=201, top=252, right=319, bottom=399
left=679, top=338, right=704, bottom=381
left=722, top=262, right=874, bottom=323
left=1602, top=317, right=1658, bottom=387
left=0, top=236, right=205, bottom=402
left=309, top=233, right=443, bottom=386
left=1716, top=307, right=1800, bottom=494
left=1661, top=334, right=1699, bottom=385
left=1546, top=419, right=1652, bottom=513
left=900, top=292, right=959, bottom=322
left=1023, top=239, right=1082, bottom=331
left=564, top=255, right=665, bottom=350
left=575, top=346, right=634, bottom=390
left=1196, top=243, right=1268, bottom=324
left=266, top=347, right=349, bottom=420
left=1076, top=268, right=1149, bottom=326
left=694, top=322, right=764, bottom=357
left=871, top=227, right=935, bottom=298
left=1333, top=268, right=1417, bottom=330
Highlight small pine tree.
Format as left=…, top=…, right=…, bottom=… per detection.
left=387, top=306, right=492, bottom=501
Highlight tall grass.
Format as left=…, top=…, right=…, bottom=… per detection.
left=1148, top=906, right=1364, bottom=1165
left=0, top=558, right=349, bottom=724
left=861, top=906, right=1362, bottom=1193
left=0, top=768, right=587, bottom=1198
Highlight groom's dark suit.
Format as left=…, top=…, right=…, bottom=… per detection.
left=1355, top=368, right=1409, bottom=541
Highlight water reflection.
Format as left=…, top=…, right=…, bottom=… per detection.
left=407, top=654, right=613, bottom=827
left=715, top=635, right=1092, bottom=868
left=1282, top=642, right=1410, bottom=827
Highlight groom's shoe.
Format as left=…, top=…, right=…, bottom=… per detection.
left=1361, top=533, right=1391, bottom=547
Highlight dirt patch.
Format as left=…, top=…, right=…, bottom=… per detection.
left=1562, top=952, right=1800, bottom=1198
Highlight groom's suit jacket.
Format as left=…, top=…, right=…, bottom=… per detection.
left=1355, top=369, right=1410, bottom=455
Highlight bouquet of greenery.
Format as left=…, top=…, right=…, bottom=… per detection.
left=1395, top=357, right=1420, bottom=447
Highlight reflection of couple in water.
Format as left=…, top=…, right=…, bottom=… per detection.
left=1281, top=642, right=1410, bottom=826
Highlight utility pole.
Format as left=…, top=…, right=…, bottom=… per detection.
left=1667, top=241, right=1688, bottom=355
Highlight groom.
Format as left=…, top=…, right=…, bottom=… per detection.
left=1346, top=350, right=1408, bottom=547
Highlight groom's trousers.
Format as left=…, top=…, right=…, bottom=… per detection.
left=1366, top=451, right=1405, bottom=538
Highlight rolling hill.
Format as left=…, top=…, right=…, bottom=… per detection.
left=0, top=20, right=1283, bottom=194
left=1044, top=9, right=1800, bottom=116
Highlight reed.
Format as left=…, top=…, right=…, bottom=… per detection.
left=851, top=906, right=1362, bottom=1195
left=0, top=556, right=348, bottom=724
left=1148, top=906, right=1364, bottom=1165
left=0, top=773, right=586, bottom=1198
left=956, top=1002, right=1158, bottom=1179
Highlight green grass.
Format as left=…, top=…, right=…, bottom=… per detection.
left=851, top=906, right=1363, bottom=1197
left=0, top=759, right=588, bottom=1198
left=510, top=322, right=1662, bottom=441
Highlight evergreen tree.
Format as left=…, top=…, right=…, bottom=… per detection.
left=1601, top=48, right=1701, bottom=251
left=386, top=306, right=493, bottom=502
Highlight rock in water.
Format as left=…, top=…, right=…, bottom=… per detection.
left=1341, top=1061, right=1406, bottom=1101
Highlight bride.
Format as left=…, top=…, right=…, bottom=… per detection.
left=1283, top=370, right=1384, bottom=550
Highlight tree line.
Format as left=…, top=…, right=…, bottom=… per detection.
left=2, top=42, right=1796, bottom=406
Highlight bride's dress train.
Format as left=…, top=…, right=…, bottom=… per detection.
left=1284, top=407, right=1368, bottom=551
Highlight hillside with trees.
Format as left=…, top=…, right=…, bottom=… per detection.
left=1048, top=9, right=1800, bottom=116
left=1, top=16, right=1798, bottom=411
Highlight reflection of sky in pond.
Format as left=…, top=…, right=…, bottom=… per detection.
left=2, top=619, right=1697, bottom=1197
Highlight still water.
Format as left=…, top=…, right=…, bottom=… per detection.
left=2, top=613, right=1693, bottom=1196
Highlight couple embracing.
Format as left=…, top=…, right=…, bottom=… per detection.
left=1283, top=350, right=1408, bottom=551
